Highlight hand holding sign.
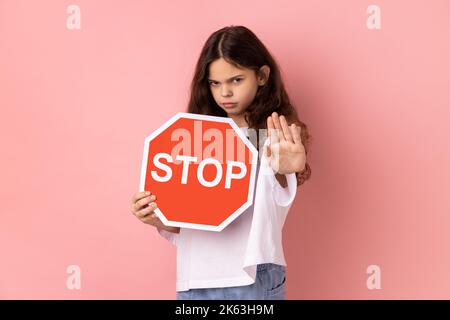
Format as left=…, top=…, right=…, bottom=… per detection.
left=130, top=191, right=180, bottom=233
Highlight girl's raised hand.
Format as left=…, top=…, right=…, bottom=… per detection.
left=265, top=112, right=306, bottom=175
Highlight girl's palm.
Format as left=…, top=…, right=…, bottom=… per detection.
left=265, top=112, right=306, bottom=175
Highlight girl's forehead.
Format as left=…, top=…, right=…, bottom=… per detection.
left=208, top=58, right=253, bottom=79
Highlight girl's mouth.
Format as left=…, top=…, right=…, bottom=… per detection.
left=222, top=103, right=238, bottom=109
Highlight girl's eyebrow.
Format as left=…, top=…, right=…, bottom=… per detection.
left=208, top=74, right=244, bottom=82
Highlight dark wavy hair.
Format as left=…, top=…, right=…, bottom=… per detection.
left=187, top=25, right=311, bottom=186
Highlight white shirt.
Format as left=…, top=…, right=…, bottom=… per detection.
left=157, top=126, right=298, bottom=291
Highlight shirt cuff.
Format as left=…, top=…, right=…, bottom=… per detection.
left=273, top=172, right=297, bottom=207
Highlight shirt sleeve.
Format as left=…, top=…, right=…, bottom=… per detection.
left=272, top=172, right=298, bottom=207
left=157, top=228, right=178, bottom=246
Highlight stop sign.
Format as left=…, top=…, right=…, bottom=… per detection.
left=139, top=112, right=258, bottom=232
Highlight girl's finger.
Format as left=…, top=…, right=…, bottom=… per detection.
left=292, top=124, right=302, bottom=145
left=279, top=115, right=294, bottom=144
left=264, top=143, right=272, bottom=159
left=267, top=116, right=274, bottom=146
left=136, top=206, right=150, bottom=219
left=267, top=116, right=280, bottom=146
left=132, top=191, right=151, bottom=204
left=271, top=112, right=286, bottom=141
left=267, top=115, right=275, bottom=130
left=135, top=194, right=156, bottom=211
left=136, top=202, right=157, bottom=218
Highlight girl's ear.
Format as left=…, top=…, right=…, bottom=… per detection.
left=257, top=65, right=270, bottom=86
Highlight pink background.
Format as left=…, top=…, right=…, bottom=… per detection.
left=1, top=0, right=449, bottom=299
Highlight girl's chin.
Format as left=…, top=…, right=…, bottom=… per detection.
left=226, top=110, right=241, bottom=116
left=224, top=107, right=242, bottom=114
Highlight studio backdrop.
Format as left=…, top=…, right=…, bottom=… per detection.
left=1, top=0, right=449, bottom=299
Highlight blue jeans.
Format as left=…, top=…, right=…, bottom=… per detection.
left=176, top=263, right=286, bottom=300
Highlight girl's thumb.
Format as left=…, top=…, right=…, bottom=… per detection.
left=265, top=144, right=271, bottom=158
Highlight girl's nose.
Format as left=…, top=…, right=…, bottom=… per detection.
left=220, top=85, right=232, bottom=97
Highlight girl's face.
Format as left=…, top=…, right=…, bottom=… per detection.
left=208, top=58, right=269, bottom=126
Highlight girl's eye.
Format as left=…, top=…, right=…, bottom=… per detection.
left=209, top=78, right=242, bottom=86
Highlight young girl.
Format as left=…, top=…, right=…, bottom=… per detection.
left=131, top=25, right=312, bottom=300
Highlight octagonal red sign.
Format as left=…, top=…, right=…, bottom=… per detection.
left=139, top=112, right=258, bottom=232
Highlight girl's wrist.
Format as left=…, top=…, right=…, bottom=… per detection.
left=158, top=225, right=180, bottom=234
